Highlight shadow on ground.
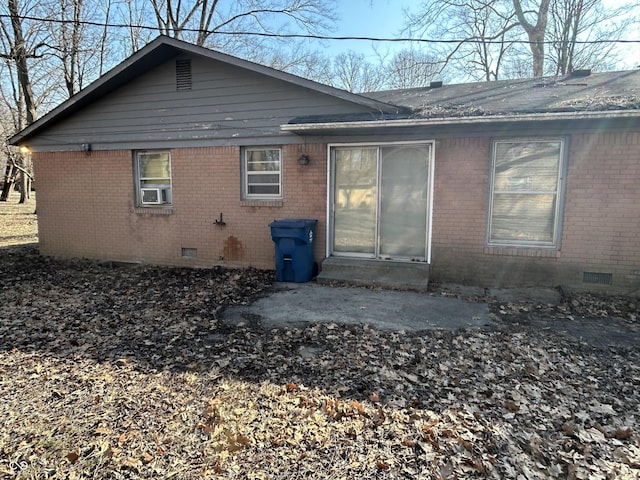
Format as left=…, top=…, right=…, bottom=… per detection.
left=1, top=243, right=638, bottom=394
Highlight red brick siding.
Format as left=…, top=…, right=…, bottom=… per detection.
left=33, top=131, right=640, bottom=293
left=560, top=132, right=640, bottom=289
left=431, top=137, right=488, bottom=256
left=34, top=145, right=327, bottom=269
left=429, top=132, right=640, bottom=293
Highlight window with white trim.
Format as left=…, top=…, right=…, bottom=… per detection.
left=488, top=138, right=565, bottom=247
left=243, top=147, right=282, bottom=198
left=134, top=151, right=172, bottom=206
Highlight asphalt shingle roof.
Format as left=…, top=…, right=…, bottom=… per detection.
left=364, top=70, right=640, bottom=119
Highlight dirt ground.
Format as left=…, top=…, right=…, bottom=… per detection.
left=0, top=197, right=639, bottom=479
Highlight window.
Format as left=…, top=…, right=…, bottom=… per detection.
left=487, top=138, right=565, bottom=247
left=243, top=148, right=282, bottom=198
left=135, top=151, right=172, bottom=206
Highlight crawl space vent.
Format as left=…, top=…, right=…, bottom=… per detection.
left=181, top=247, right=197, bottom=258
left=582, top=272, right=612, bottom=285
left=176, top=59, right=192, bottom=91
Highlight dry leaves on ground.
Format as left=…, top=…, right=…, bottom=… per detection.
left=0, top=244, right=638, bottom=479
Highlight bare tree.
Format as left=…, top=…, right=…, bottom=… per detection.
left=404, top=0, right=519, bottom=81
left=547, top=0, right=636, bottom=75
left=404, top=0, right=640, bottom=80
left=0, top=0, right=45, bottom=202
left=114, top=0, right=154, bottom=55
left=512, top=0, right=551, bottom=76
left=1, top=0, right=40, bottom=124
left=142, top=0, right=336, bottom=48
left=96, top=0, right=112, bottom=75
left=249, top=42, right=333, bottom=85
left=385, top=49, right=441, bottom=89
left=330, top=51, right=385, bottom=93
left=0, top=110, right=32, bottom=202
left=39, top=0, right=121, bottom=97
left=44, top=0, right=85, bottom=96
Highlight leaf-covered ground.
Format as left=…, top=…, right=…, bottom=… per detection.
left=0, top=200, right=639, bottom=479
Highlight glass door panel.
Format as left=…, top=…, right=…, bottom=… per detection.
left=379, top=146, right=430, bottom=258
left=333, top=148, right=378, bottom=255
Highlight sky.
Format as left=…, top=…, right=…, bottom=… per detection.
left=325, top=0, right=411, bottom=60
left=326, top=0, right=640, bottom=70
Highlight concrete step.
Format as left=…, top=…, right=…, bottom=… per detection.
left=316, top=257, right=429, bottom=291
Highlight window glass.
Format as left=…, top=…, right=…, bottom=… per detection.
left=333, top=147, right=377, bottom=254
left=491, top=194, right=556, bottom=243
left=489, top=140, right=563, bottom=246
left=139, top=154, right=171, bottom=184
left=135, top=151, right=172, bottom=205
left=244, top=148, right=281, bottom=198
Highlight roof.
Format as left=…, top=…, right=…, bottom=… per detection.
left=366, top=69, right=640, bottom=118
left=11, top=36, right=640, bottom=144
left=285, top=69, right=640, bottom=131
left=9, top=36, right=401, bottom=146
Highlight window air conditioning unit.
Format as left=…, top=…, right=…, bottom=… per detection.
left=141, top=187, right=169, bottom=205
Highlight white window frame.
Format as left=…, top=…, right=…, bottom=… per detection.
left=134, top=150, right=172, bottom=207
left=243, top=147, right=282, bottom=199
left=487, top=138, right=566, bottom=248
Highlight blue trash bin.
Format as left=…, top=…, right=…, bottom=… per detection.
left=269, top=219, right=317, bottom=282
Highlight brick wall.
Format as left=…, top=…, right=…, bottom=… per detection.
left=560, top=132, right=640, bottom=292
left=33, top=144, right=327, bottom=270
left=429, top=132, right=640, bottom=294
left=430, top=137, right=488, bottom=282
left=33, top=131, right=640, bottom=294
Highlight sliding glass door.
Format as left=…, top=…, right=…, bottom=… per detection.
left=331, top=143, right=432, bottom=261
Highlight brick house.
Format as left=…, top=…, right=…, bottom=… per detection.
left=9, top=36, right=640, bottom=294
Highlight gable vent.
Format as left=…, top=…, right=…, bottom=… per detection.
left=176, top=59, right=192, bottom=91
left=582, top=271, right=612, bottom=285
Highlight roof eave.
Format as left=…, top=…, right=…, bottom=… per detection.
left=281, top=110, right=640, bottom=133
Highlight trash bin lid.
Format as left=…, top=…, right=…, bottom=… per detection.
left=269, top=218, right=317, bottom=229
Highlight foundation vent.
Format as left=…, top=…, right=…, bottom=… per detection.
left=181, top=247, right=197, bottom=258
left=582, top=271, right=612, bottom=285
left=176, top=59, right=192, bottom=91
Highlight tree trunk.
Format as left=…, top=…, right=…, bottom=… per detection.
left=18, top=156, right=29, bottom=203
left=513, top=0, right=552, bottom=77
left=8, top=0, right=38, bottom=124
left=0, top=165, right=18, bottom=201
left=18, top=173, right=28, bottom=203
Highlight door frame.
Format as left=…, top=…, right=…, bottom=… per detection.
left=326, top=140, right=435, bottom=263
